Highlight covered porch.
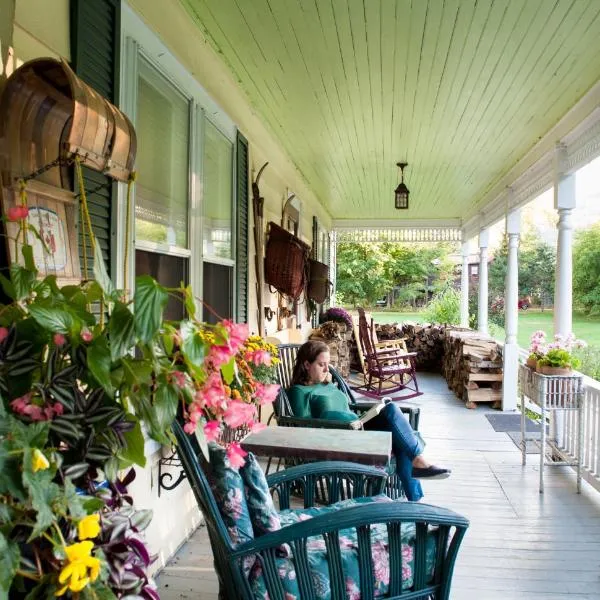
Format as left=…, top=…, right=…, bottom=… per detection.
left=157, top=372, right=600, bottom=600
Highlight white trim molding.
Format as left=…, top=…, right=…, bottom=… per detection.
left=463, top=77, right=600, bottom=240
left=333, top=219, right=462, bottom=243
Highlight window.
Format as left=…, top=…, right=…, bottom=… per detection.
left=121, top=11, right=239, bottom=324
left=135, top=57, right=190, bottom=249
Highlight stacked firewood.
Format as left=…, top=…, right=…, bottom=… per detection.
left=309, top=321, right=351, bottom=377
left=375, top=322, right=455, bottom=371
left=442, top=330, right=503, bottom=408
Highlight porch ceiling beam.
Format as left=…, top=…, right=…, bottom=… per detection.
left=463, top=76, right=600, bottom=240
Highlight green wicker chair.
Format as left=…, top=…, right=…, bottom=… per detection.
left=172, top=419, right=469, bottom=600
left=272, top=343, right=420, bottom=498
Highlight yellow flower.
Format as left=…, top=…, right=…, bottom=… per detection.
left=32, top=448, right=50, bottom=472
left=78, top=514, right=101, bottom=540
left=55, top=541, right=101, bottom=596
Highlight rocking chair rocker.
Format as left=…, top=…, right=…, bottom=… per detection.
left=353, top=308, right=423, bottom=401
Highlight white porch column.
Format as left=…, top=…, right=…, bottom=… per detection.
left=477, top=228, right=490, bottom=336
left=460, top=240, right=470, bottom=328
left=502, top=208, right=521, bottom=411
left=553, top=144, right=576, bottom=336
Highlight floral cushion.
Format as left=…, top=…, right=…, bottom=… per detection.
left=207, top=443, right=254, bottom=547
left=240, top=452, right=281, bottom=536
left=248, top=495, right=438, bottom=599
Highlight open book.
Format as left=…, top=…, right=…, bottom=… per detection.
left=349, top=397, right=392, bottom=429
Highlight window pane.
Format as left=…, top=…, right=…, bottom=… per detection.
left=203, top=120, right=233, bottom=259
left=136, top=250, right=188, bottom=321
left=136, top=57, right=189, bottom=248
left=203, top=261, right=232, bottom=324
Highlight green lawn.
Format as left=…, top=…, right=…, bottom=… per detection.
left=370, top=309, right=600, bottom=349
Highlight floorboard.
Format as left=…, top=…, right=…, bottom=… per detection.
left=156, top=372, right=600, bottom=599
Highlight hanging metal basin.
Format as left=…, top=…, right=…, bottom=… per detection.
left=0, top=57, right=136, bottom=187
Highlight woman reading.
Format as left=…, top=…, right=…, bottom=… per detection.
left=288, top=340, right=450, bottom=501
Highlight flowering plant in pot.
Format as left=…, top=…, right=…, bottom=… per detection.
left=0, top=208, right=277, bottom=595
left=536, top=333, right=586, bottom=375
left=531, top=332, right=586, bottom=375
left=320, top=307, right=353, bottom=331
left=526, top=330, right=547, bottom=368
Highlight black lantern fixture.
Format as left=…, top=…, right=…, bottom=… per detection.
left=394, top=162, right=410, bottom=210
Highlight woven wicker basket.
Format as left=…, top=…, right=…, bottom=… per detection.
left=307, top=259, right=331, bottom=303
left=264, top=222, right=310, bottom=299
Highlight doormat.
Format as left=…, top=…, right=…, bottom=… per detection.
left=506, top=430, right=541, bottom=454
left=485, top=413, right=541, bottom=433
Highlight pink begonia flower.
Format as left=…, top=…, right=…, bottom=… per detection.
left=23, top=404, right=45, bottom=421
left=53, top=402, right=64, bottom=415
left=198, top=373, right=228, bottom=411
left=206, top=345, right=234, bottom=368
left=250, top=422, right=267, bottom=434
left=53, top=333, right=66, bottom=347
left=224, top=400, right=256, bottom=428
left=222, top=320, right=249, bottom=353
left=0, top=327, right=9, bottom=343
left=10, top=394, right=31, bottom=414
left=246, top=349, right=272, bottom=367
left=254, top=382, right=280, bottom=406
left=183, top=421, right=196, bottom=434
left=7, top=205, right=29, bottom=221
left=80, top=329, right=93, bottom=343
left=204, top=420, right=222, bottom=443
left=171, top=371, right=187, bottom=388
left=226, top=442, right=247, bottom=469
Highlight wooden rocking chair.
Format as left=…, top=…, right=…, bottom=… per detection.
left=353, top=308, right=423, bottom=400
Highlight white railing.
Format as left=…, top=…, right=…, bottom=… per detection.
left=518, top=348, right=600, bottom=493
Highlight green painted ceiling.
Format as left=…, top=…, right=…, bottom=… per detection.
left=181, top=0, right=600, bottom=222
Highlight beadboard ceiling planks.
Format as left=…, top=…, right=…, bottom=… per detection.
left=181, top=0, right=600, bottom=222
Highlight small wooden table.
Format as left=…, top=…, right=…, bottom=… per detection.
left=241, top=426, right=392, bottom=466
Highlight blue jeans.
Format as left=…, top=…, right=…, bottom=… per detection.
left=364, top=403, right=424, bottom=501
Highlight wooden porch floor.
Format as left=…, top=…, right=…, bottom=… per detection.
left=156, top=372, right=600, bottom=600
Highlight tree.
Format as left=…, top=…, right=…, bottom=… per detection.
left=573, top=224, right=600, bottom=315
left=335, top=243, right=393, bottom=306
left=488, top=235, right=555, bottom=306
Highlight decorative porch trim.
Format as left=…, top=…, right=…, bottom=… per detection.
left=463, top=77, right=600, bottom=240
left=333, top=219, right=462, bottom=243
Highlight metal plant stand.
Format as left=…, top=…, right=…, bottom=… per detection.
left=519, top=365, right=584, bottom=493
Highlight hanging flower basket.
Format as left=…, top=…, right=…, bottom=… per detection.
left=264, top=222, right=310, bottom=299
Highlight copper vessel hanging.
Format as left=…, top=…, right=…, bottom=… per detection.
left=0, top=57, right=136, bottom=187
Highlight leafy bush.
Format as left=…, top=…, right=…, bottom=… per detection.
left=574, top=346, right=600, bottom=381
left=422, top=287, right=460, bottom=325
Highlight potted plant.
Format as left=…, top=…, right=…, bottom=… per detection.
left=533, top=332, right=586, bottom=375
left=526, top=330, right=546, bottom=369
left=0, top=208, right=278, bottom=596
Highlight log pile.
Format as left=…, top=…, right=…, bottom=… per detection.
left=375, top=322, right=456, bottom=371
left=309, top=321, right=351, bottom=377
left=442, top=330, right=503, bottom=409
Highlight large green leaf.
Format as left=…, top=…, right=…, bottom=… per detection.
left=22, top=467, right=61, bottom=540
left=119, top=420, right=146, bottom=468
left=109, top=302, right=136, bottom=361
left=21, top=244, right=35, bottom=272
left=180, top=320, right=206, bottom=367
left=10, top=264, right=36, bottom=300
left=153, top=383, right=178, bottom=433
left=0, top=532, right=20, bottom=598
left=93, top=237, right=115, bottom=298
left=27, top=305, right=74, bottom=335
left=87, top=336, right=114, bottom=396
left=221, top=357, right=235, bottom=385
left=134, top=276, right=168, bottom=343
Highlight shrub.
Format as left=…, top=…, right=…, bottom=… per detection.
left=422, top=287, right=460, bottom=325
left=574, top=346, right=600, bottom=381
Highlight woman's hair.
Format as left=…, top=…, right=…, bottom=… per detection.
left=292, top=340, right=330, bottom=385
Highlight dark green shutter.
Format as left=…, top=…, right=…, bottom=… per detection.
left=235, top=131, right=249, bottom=323
left=70, top=0, right=120, bottom=280
left=311, top=216, right=319, bottom=328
